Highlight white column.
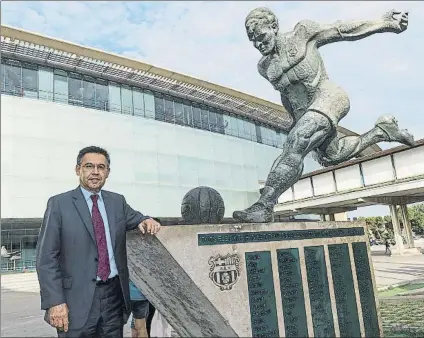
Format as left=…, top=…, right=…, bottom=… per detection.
left=399, top=205, right=415, bottom=248
left=389, top=205, right=404, bottom=253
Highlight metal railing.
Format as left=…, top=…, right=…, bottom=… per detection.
left=1, top=259, right=36, bottom=272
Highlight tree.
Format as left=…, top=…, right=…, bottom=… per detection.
left=358, top=216, right=386, bottom=240
left=407, top=203, right=424, bottom=235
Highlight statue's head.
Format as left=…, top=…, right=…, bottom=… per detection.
left=245, top=7, right=279, bottom=56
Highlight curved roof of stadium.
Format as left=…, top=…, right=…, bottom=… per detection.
left=0, top=25, right=381, bottom=154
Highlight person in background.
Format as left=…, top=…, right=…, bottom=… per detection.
left=129, top=280, right=150, bottom=338
left=385, top=238, right=392, bottom=255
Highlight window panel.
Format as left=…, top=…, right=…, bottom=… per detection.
left=237, top=118, right=247, bottom=139
left=144, top=92, right=155, bottom=119
left=38, top=67, right=53, bottom=101
left=276, top=132, right=283, bottom=148
left=260, top=126, right=271, bottom=146
left=250, top=122, right=257, bottom=142
left=95, top=79, right=108, bottom=111
left=208, top=110, right=218, bottom=133
left=4, top=61, right=22, bottom=96
left=133, top=88, right=145, bottom=117
left=174, top=99, right=184, bottom=125
left=266, top=127, right=274, bottom=146
left=109, top=83, right=122, bottom=113
left=83, top=76, right=96, bottom=108
left=244, top=120, right=255, bottom=141
left=121, top=85, right=133, bottom=115
left=154, top=94, right=165, bottom=121
left=280, top=132, right=287, bottom=148
left=262, top=127, right=270, bottom=146
left=200, top=106, right=210, bottom=131
left=164, top=96, right=175, bottom=123
left=223, top=115, right=231, bottom=136
left=68, top=72, right=83, bottom=106
left=183, top=101, right=193, bottom=127
left=22, top=63, right=38, bottom=99
left=255, top=125, right=262, bottom=143
left=0, top=63, right=4, bottom=92
left=192, top=104, right=201, bottom=129
left=53, top=69, right=68, bottom=104
left=216, top=111, right=225, bottom=134
left=230, top=116, right=239, bottom=137
left=269, top=128, right=278, bottom=147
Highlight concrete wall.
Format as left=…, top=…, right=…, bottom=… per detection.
left=1, top=95, right=321, bottom=219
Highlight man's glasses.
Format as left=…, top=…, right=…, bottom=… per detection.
left=80, top=163, right=109, bottom=172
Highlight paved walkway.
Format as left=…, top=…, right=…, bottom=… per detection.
left=370, top=239, right=424, bottom=288
left=1, top=290, right=133, bottom=337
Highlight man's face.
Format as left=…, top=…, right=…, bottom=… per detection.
left=75, top=153, right=110, bottom=193
left=247, top=24, right=277, bottom=56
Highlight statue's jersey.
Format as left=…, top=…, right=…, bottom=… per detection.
left=258, top=32, right=350, bottom=129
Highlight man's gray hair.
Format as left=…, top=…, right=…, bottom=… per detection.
left=77, top=146, right=111, bottom=166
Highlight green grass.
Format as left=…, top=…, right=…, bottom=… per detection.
left=380, top=297, right=424, bottom=337
left=378, top=283, right=424, bottom=297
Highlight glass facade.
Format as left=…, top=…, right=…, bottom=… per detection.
left=1, top=224, right=38, bottom=272
left=1, top=57, right=286, bottom=148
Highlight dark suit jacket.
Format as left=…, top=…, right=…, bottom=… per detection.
left=36, top=186, right=150, bottom=330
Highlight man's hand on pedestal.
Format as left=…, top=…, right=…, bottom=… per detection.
left=138, top=218, right=161, bottom=235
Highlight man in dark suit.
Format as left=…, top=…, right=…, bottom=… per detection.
left=36, top=145, right=161, bottom=337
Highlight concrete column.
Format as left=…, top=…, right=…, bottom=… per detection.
left=389, top=205, right=404, bottom=253
left=320, top=214, right=326, bottom=221
left=329, top=214, right=335, bottom=221
left=399, top=204, right=415, bottom=248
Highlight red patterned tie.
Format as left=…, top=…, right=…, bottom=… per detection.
left=91, top=194, right=110, bottom=281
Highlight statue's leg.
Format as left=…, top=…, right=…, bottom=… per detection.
left=316, top=115, right=415, bottom=166
left=233, top=111, right=333, bottom=223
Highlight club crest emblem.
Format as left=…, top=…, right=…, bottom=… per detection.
left=208, top=253, right=240, bottom=291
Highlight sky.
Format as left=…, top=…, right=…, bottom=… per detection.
left=2, top=1, right=423, bottom=218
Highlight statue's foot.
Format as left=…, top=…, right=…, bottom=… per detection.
left=233, top=203, right=274, bottom=223
left=376, top=115, right=415, bottom=147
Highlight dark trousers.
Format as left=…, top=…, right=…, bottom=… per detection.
left=146, top=303, right=156, bottom=337
left=58, top=277, right=124, bottom=338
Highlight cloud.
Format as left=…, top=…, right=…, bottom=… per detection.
left=2, top=1, right=423, bottom=143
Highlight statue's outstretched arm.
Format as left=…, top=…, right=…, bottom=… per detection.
left=297, top=10, right=408, bottom=47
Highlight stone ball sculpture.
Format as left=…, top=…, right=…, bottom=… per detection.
left=181, top=186, right=225, bottom=224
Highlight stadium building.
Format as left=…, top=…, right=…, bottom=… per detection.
left=0, top=25, right=380, bottom=271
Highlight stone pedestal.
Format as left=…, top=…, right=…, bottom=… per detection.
left=127, top=221, right=383, bottom=337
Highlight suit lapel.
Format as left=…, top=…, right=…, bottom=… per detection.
left=72, top=187, right=96, bottom=244
left=102, top=191, right=117, bottom=251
